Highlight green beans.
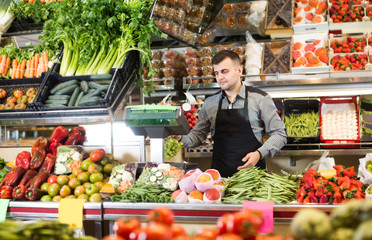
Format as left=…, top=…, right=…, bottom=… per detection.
left=222, top=167, right=298, bottom=204
left=285, top=111, right=319, bottom=137
left=110, top=183, right=173, bottom=203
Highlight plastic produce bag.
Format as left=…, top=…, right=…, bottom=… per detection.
left=137, top=162, right=184, bottom=191
left=358, top=153, right=372, bottom=184
left=108, top=162, right=138, bottom=193
left=304, top=151, right=335, bottom=171
left=55, top=145, right=84, bottom=175
left=245, top=31, right=262, bottom=81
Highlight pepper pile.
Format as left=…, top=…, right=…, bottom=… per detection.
left=0, top=126, right=86, bottom=200
left=330, top=54, right=368, bottom=71
left=297, top=165, right=367, bottom=204
left=330, top=36, right=367, bottom=53
left=329, top=1, right=365, bottom=23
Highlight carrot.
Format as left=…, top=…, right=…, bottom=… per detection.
left=3, top=57, right=10, bottom=77
left=43, top=52, right=48, bottom=72
left=20, top=60, right=26, bottom=79
left=0, top=55, right=6, bottom=76
left=25, top=60, right=31, bottom=78
left=11, top=59, right=18, bottom=79
left=34, top=54, right=39, bottom=78
left=15, top=63, right=20, bottom=79
left=37, top=57, right=43, bottom=77
left=30, top=57, right=35, bottom=78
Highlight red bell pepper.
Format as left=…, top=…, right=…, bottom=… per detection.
left=30, top=147, right=46, bottom=170
left=12, top=169, right=38, bottom=200
left=15, top=151, right=31, bottom=171
left=38, top=154, right=56, bottom=173
left=50, top=126, right=69, bottom=143
left=25, top=171, right=50, bottom=201
left=0, top=185, right=13, bottom=199
left=64, top=126, right=86, bottom=145
left=31, top=136, right=50, bottom=153
left=0, top=166, right=26, bottom=188
left=48, top=142, right=61, bottom=156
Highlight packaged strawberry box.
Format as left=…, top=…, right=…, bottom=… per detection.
left=291, top=32, right=330, bottom=73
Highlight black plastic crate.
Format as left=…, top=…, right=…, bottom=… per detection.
left=7, top=19, right=43, bottom=34
left=283, top=98, right=320, bottom=144
left=33, top=50, right=140, bottom=111
left=0, top=73, right=47, bottom=112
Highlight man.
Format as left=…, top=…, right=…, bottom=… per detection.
left=176, top=50, right=287, bottom=177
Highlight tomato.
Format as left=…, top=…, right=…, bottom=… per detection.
left=217, top=213, right=233, bottom=234
left=48, top=183, right=61, bottom=197
left=4, top=102, right=15, bottom=109
left=171, top=224, right=186, bottom=238
left=145, top=222, right=172, bottom=240
left=7, top=96, right=17, bottom=104
left=113, top=217, right=141, bottom=239
left=27, top=95, right=35, bottom=103
left=191, top=115, right=197, bottom=120
left=147, top=206, right=174, bottom=226
left=90, top=150, right=104, bottom=162
left=0, top=88, right=6, bottom=98
left=228, top=209, right=263, bottom=238
left=13, top=90, right=23, bottom=99
left=196, top=228, right=219, bottom=240
left=216, top=233, right=243, bottom=240
left=17, top=95, right=28, bottom=104
left=129, top=228, right=147, bottom=240
left=59, top=185, right=71, bottom=198
left=26, top=88, right=37, bottom=97
left=0, top=104, right=4, bottom=110
left=102, top=235, right=125, bottom=240
left=47, top=175, right=58, bottom=184
left=15, top=151, right=31, bottom=170
left=15, top=103, right=26, bottom=109
left=96, top=148, right=106, bottom=155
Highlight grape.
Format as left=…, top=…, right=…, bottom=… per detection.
left=164, top=137, right=183, bottom=160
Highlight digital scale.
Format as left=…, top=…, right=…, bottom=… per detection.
left=124, top=105, right=189, bottom=162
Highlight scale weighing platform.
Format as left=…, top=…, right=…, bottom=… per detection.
left=124, top=105, right=189, bottom=162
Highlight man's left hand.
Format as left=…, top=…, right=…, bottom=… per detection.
left=237, top=151, right=260, bottom=170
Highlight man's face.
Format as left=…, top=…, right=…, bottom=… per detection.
left=213, top=58, right=242, bottom=92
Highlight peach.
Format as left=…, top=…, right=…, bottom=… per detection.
left=304, top=43, right=316, bottom=52
left=319, top=53, right=329, bottom=64
left=313, top=40, right=322, bottom=46
left=308, top=56, right=320, bottom=64
left=189, top=190, right=203, bottom=200
left=305, top=51, right=315, bottom=59
left=315, top=47, right=326, bottom=56
left=293, top=42, right=303, bottom=51
left=305, top=13, right=314, bottom=21
left=293, top=62, right=302, bottom=67
left=293, top=50, right=303, bottom=61
left=294, top=16, right=305, bottom=24
left=294, top=8, right=304, bottom=16
left=304, top=5, right=314, bottom=13
left=309, top=0, right=319, bottom=7
left=197, top=173, right=212, bottom=183
left=296, top=57, right=308, bottom=66
left=315, top=6, right=326, bottom=14
left=312, top=15, right=324, bottom=23
left=205, top=169, right=221, bottom=183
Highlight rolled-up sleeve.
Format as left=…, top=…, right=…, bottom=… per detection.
left=180, top=105, right=211, bottom=148
left=257, top=95, right=287, bottom=158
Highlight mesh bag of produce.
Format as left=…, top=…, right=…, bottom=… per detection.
left=358, top=153, right=372, bottom=185
left=137, top=162, right=184, bottom=191
left=108, top=162, right=138, bottom=193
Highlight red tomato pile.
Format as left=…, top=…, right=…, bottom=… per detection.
left=183, top=105, right=198, bottom=130
left=104, top=206, right=292, bottom=240
left=330, top=36, right=366, bottom=53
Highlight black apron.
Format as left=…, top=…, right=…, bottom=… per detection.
left=212, top=86, right=265, bottom=178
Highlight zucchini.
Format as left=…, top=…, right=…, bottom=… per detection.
left=54, top=84, right=78, bottom=95
left=78, top=96, right=102, bottom=106
left=88, top=88, right=97, bottom=93
left=68, top=88, right=80, bottom=106
left=90, top=74, right=112, bottom=81
left=94, top=80, right=111, bottom=84
left=48, top=95, right=70, bottom=100
left=50, top=80, right=78, bottom=94
left=45, top=104, right=66, bottom=108
left=81, top=89, right=101, bottom=100
left=81, top=80, right=89, bottom=93
left=75, top=91, right=85, bottom=107
left=88, top=81, right=109, bottom=91
left=45, top=99, right=68, bottom=105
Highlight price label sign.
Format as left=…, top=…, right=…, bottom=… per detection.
left=58, top=199, right=85, bottom=229
left=0, top=199, right=10, bottom=222
left=243, top=200, right=274, bottom=233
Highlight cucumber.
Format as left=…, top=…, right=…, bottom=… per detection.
left=88, top=81, right=109, bottom=91
left=81, top=89, right=101, bottom=100
left=78, top=96, right=102, bottom=106
left=88, top=88, right=97, bottom=93
left=75, top=91, right=85, bottom=107
left=68, top=88, right=80, bottom=106
left=45, top=104, right=66, bottom=108
left=54, top=84, right=78, bottom=95
left=81, top=80, right=89, bottom=93
left=94, top=80, right=111, bottom=84
left=50, top=80, right=78, bottom=94
left=90, top=74, right=112, bottom=81
left=48, top=95, right=70, bottom=100
left=45, top=99, right=68, bottom=105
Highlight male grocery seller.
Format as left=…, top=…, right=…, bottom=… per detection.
left=174, top=50, right=287, bottom=177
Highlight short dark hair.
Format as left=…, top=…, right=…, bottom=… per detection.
left=212, top=50, right=241, bottom=65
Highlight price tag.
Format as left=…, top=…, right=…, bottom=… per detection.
left=58, top=199, right=85, bottom=229
left=243, top=200, right=274, bottom=233
left=161, top=93, right=171, bottom=105
left=184, top=92, right=197, bottom=105
left=0, top=199, right=10, bottom=222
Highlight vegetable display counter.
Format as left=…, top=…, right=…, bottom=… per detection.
left=6, top=201, right=103, bottom=239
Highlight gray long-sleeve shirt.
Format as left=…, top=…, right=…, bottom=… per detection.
left=181, top=84, right=287, bottom=159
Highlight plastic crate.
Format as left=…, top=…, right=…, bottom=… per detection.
left=33, top=50, right=140, bottom=111
left=0, top=73, right=47, bottom=112
left=283, top=99, right=320, bottom=144
left=320, top=96, right=360, bottom=148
